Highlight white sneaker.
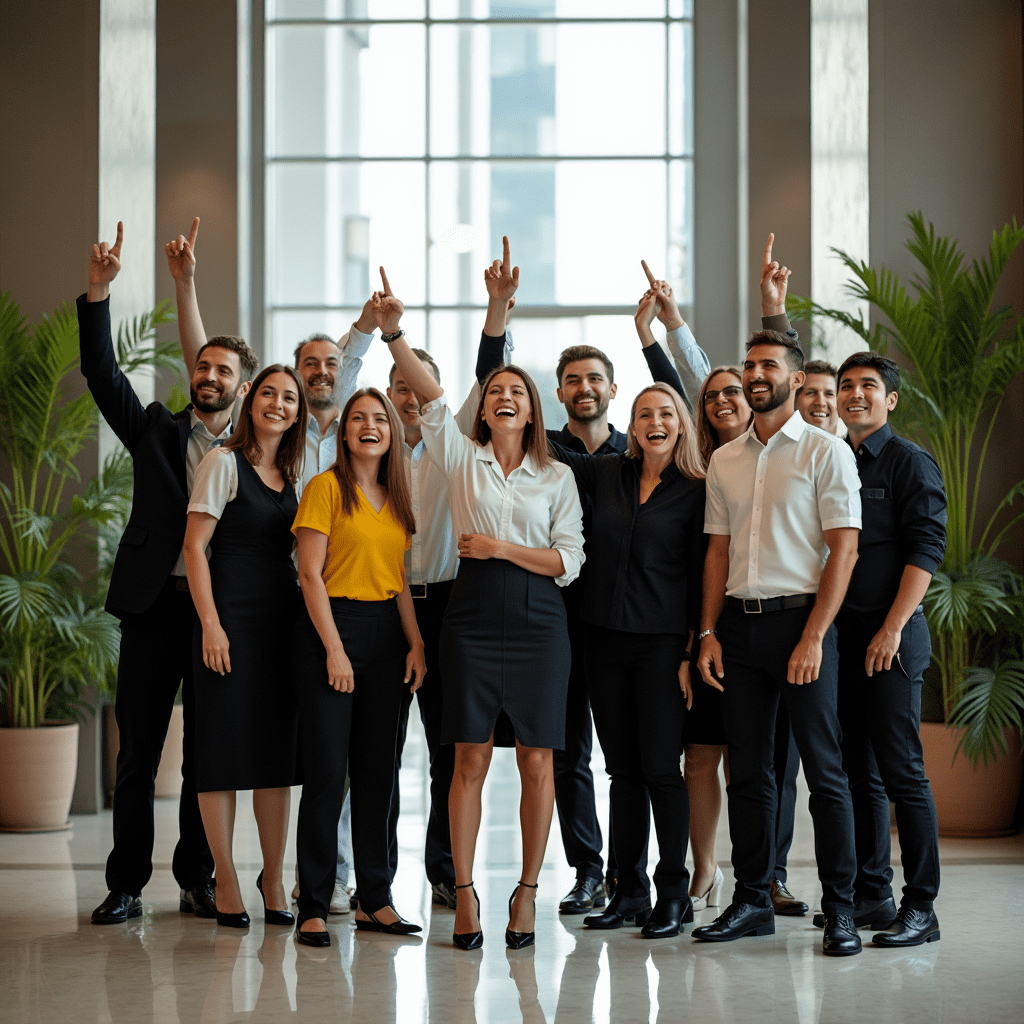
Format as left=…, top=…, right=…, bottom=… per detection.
left=330, top=882, right=354, bottom=915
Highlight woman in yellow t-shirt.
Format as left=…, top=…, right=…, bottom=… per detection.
left=290, top=387, right=427, bottom=947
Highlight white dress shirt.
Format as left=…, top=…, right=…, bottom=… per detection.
left=704, top=410, right=861, bottom=599
left=418, top=394, right=586, bottom=587
left=188, top=446, right=240, bottom=518
left=172, top=409, right=232, bottom=575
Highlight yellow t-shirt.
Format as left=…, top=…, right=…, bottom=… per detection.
left=292, top=470, right=410, bottom=601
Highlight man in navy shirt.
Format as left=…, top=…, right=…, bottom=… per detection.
left=825, top=351, right=946, bottom=947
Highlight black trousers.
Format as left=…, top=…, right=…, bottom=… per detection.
left=773, top=703, right=801, bottom=882
left=106, top=580, right=213, bottom=895
left=391, top=580, right=456, bottom=887
left=555, top=607, right=607, bottom=881
left=585, top=627, right=690, bottom=900
left=718, top=604, right=856, bottom=915
left=295, top=597, right=408, bottom=921
left=837, top=607, right=939, bottom=910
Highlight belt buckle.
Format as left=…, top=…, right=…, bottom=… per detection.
left=409, top=583, right=427, bottom=599
left=742, top=598, right=762, bottom=614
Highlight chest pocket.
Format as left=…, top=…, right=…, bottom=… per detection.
left=860, top=486, right=895, bottom=540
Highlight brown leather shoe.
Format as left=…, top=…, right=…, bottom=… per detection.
left=770, top=879, right=808, bottom=917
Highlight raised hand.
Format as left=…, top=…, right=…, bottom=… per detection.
left=484, top=235, right=520, bottom=305
left=760, top=232, right=791, bottom=316
left=165, top=216, right=199, bottom=282
left=635, top=288, right=661, bottom=334
left=371, top=266, right=405, bottom=335
left=88, top=221, right=124, bottom=298
left=641, top=260, right=684, bottom=330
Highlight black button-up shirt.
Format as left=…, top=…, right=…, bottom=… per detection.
left=553, top=446, right=706, bottom=635
left=843, top=423, right=947, bottom=615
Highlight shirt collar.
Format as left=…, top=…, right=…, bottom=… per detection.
left=850, top=421, right=894, bottom=458
left=473, top=441, right=540, bottom=476
left=306, top=411, right=340, bottom=438
left=554, top=422, right=628, bottom=455
left=742, top=408, right=806, bottom=446
left=189, top=408, right=232, bottom=441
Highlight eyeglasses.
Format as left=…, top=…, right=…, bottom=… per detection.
left=703, top=385, right=743, bottom=403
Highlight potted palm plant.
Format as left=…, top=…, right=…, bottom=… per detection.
left=0, top=292, right=179, bottom=831
left=788, top=213, right=1024, bottom=835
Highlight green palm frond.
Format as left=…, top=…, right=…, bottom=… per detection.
left=949, top=662, right=1024, bottom=767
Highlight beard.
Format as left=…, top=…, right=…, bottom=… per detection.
left=745, top=378, right=791, bottom=413
left=566, top=392, right=610, bottom=425
left=304, top=375, right=337, bottom=411
left=190, top=381, right=239, bottom=413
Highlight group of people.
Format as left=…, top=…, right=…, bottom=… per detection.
left=83, top=219, right=945, bottom=958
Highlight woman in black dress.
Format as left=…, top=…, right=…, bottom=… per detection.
left=183, top=364, right=307, bottom=927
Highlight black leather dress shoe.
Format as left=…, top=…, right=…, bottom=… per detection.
left=559, top=875, right=607, bottom=915
left=812, top=895, right=896, bottom=930
left=92, top=891, right=143, bottom=924
left=822, top=914, right=863, bottom=956
left=584, top=891, right=652, bottom=929
left=872, top=907, right=940, bottom=947
left=692, top=901, right=774, bottom=941
left=770, top=880, right=808, bottom=917
left=180, top=883, right=217, bottom=919
left=640, top=897, right=694, bottom=938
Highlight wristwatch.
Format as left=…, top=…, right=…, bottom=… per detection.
left=381, top=329, right=405, bottom=343
left=697, top=628, right=717, bottom=641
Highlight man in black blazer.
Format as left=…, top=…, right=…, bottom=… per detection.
left=82, top=222, right=258, bottom=923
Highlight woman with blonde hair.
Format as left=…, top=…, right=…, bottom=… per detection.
left=551, top=356, right=707, bottom=939
left=291, top=385, right=427, bottom=947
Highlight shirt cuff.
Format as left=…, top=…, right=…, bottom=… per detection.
left=821, top=517, right=862, bottom=531
left=342, top=324, right=374, bottom=357
left=704, top=523, right=731, bottom=535
left=906, top=552, right=942, bottom=575
left=186, top=503, right=222, bottom=519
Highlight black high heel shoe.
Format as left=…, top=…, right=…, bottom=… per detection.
left=505, top=881, right=538, bottom=949
left=453, top=882, right=483, bottom=950
left=257, top=870, right=295, bottom=926
left=640, top=897, right=694, bottom=938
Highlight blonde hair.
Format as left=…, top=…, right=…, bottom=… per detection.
left=625, top=383, right=705, bottom=481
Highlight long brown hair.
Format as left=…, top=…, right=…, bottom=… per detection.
left=625, top=383, right=705, bottom=481
left=696, top=366, right=750, bottom=468
left=472, top=364, right=551, bottom=469
left=331, top=388, right=416, bottom=537
left=222, top=364, right=307, bottom=484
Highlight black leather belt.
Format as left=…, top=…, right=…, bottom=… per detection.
left=409, top=580, right=455, bottom=599
left=727, top=594, right=815, bottom=614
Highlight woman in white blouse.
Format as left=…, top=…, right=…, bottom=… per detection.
left=376, top=269, right=584, bottom=952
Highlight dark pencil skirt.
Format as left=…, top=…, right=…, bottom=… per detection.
left=439, top=558, right=570, bottom=749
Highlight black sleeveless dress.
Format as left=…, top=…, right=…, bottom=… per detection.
left=193, top=452, right=301, bottom=791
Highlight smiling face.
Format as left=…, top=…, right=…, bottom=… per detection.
left=190, top=346, right=244, bottom=412
left=344, top=394, right=392, bottom=459
left=482, top=371, right=533, bottom=435
left=702, top=370, right=750, bottom=442
left=297, top=339, right=341, bottom=411
left=631, top=388, right=683, bottom=461
left=249, top=371, right=301, bottom=437
left=556, top=357, right=617, bottom=425
left=838, top=366, right=898, bottom=439
left=797, top=372, right=839, bottom=433
left=742, top=343, right=803, bottom=414
left=387, top=356, right=440, bottom=430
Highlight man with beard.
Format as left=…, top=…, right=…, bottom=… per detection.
left=695, top=328, right=865, bottom=956
left=85, top=221, right=258, bottom=923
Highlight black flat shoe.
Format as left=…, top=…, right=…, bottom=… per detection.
left=453, top=882, right=483, bottom=950
left=180, top=882, right=217, bottom=918
left=505, top=881, right=538, bottom=949
left=872, top=907, right=940, bottom=947
left=583, top=891, right=652, bottom=930
left=559, top=875, right=607, bottom=915
left=296, top=916, right=331, bottom=947
left=256, top=870, right=295, bottom=926
left=641, top=897, right=694, bottom=938
left=822, top=914, right=863, bottom=956
left=692, top=901, right=774, bottom=941
left=92, top=890, right=143, bottom=924
left=355, top=906, right=422, bottom=935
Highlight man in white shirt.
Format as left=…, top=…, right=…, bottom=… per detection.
left=694, top=328, right=864, bottom=956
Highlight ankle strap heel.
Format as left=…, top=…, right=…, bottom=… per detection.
left=506, top=882, right=538, bottom=950
left=453, top=883, right=483, bottom=951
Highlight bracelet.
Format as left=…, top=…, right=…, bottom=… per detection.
left=381, top=329, right=405, bottom=343
left=697, top=628, right=716, bottom=641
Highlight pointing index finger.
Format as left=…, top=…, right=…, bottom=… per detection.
left=762, top=232, right=774, bottom=269
left=502, top=235, right=511, bottom=273
left=187, top=216, right=200, bottom=249
left=379, top=266, right=393, bottom=297
left=641, top=259, right=656, bottom=286
left=111, top=221, right=124, bottom=257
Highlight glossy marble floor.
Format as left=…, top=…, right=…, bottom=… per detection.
left=2, top=719, right=1022, bottom=1024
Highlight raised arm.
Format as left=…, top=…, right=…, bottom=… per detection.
left=482, top=235, right=519, bottom=338
left=165, top=217, right=206, bottom=377
left=760, top=232, right=791, bottom=319
left=335, top=296, right=378, bottom=407
left=375, top=267, right=444, bottom=407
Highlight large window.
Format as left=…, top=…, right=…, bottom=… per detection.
left=263, top=0, right=693, bottom=422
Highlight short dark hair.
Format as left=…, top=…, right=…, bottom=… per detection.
left=837, top=351, right=900, bottom=395
left=293, top=332, right=339, bottom=368
left=556, top=345, right=614, bottom=386
left=795, top=360, right=837, bottom=400
left=390, top=348, right=441, bottom=386
left=744, top=329, right=804, bottom=372
left=198, top=335, right=259, bottom=381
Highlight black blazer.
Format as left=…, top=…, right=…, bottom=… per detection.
left=78, top=294, right=194, bottom=619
